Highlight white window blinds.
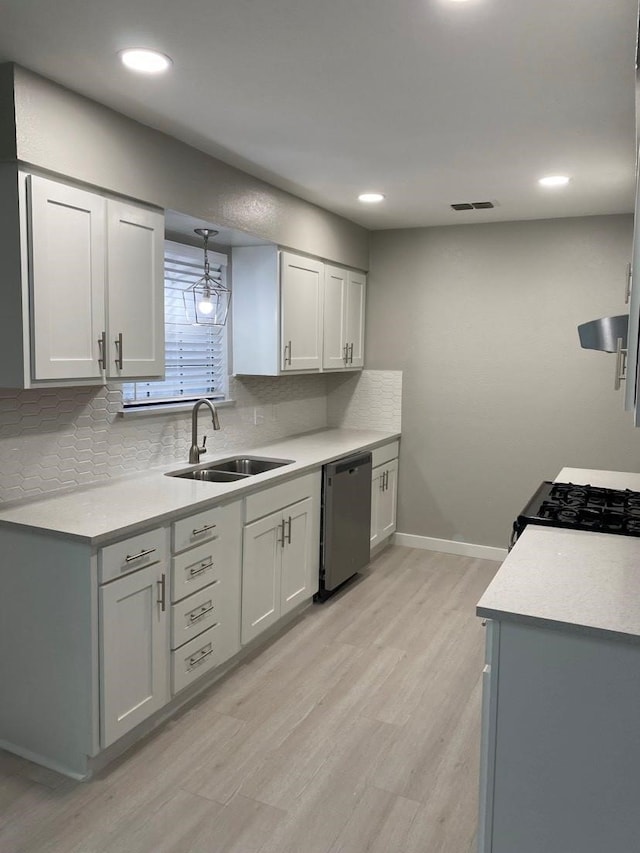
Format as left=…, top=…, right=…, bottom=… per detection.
left=122, top=240, right=228, bottom=406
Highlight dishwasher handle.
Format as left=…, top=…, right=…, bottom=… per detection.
left=329, top=452, right=372, bottom=477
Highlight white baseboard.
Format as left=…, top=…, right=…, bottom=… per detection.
left=394, top=532, right=507, bottom=562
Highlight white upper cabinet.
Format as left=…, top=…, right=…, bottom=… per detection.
left=323, top=265, right=366, bottom=370
left=280, top=252, right=323, bottom=371
left=232, top=245, right=366, bottom=376
left=29, top=176, right=107, bottom=381
left=0, top=166, right=165, bottom=389
left=106, top=200, right=165, bottom=379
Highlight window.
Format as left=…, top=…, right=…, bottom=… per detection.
left=122, top=240, right=229, bottom=408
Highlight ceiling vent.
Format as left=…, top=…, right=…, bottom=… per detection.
left=451, top=201, right=495, bottom=211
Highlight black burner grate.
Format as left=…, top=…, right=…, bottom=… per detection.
left=512, top=481, right=640, bottom=545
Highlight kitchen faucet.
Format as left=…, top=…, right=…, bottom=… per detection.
left=189, top=399, right=221, bottom=464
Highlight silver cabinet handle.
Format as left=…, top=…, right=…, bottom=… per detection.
left=625, top=262, right=632, bottom=304
left=286, top=516, right=292, bottom=544
left=283, top=340, right=293, bottom=366
left=279, top=518, right=286, bottom=547
left=615, top=337, right=627, bottom=391
left=349, top=343, right=354, bottom=364
left=192, top=523, right=217, bottom=536
left=125, top=547, right=156, bottom=563
left=97, top=331, right=106, bottom=370
left=114, top=332, right=123, bottom=370
left=379, top=473, right=385, bottom=492
left=157, top=573, right=166, bottom=612
left=189, top=557, right=213, bottom=577
left=188, top=601, right=214, bottom=623
left=343, top=343, right=349, bottom=364
left=188, top=643, right=215, bottom=670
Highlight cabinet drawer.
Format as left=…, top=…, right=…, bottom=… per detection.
left=244, top=471, right=320, bottom=523
left=171, top=538, right=226, bottom=602
left=171, top=581, right=223, bottom=650
left=171, top=624, right=221, bottom=694
left=173, top=505, right=224, bottom=554
left=99, top=527, right=166, bottom=584
left=372, top=440, right=399, bottom=469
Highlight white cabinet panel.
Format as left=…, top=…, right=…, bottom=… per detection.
left=241, top=509, right=282, bottom=644
left=280, top=252, right=323, bottom=371
left=28, top=175, right=106, bottom=381
left=322, top=265, right=366, bottom=371
left=280, top=497, right=313, bottom=615
left=99, top=563, right=169, bottom=748
left=99, top=526, right=166, bottom=584
left=371, top=454, right=398, bottom=550
left=106, top=201, right=164, bottom=379
left=345, top=270, right=366, bottom=368
left=323, top=265, right=348, bottom=369
left=171, top=623, right=221, bottom=694
left=171, top=581, right=221, bottom=650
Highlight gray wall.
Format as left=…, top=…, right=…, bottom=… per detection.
left=366, top=214, right=637, bottom=549
left=7, top=64, right=368, bottom=270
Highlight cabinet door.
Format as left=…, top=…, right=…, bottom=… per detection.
left=323, top=265, right=348, bottom=369
left=370, top=467, right=383, bottom=549
left=377, top=458, right=398, bottom=540
left=28, top=175, right=106, bottom=381
left=345, top=271, right=366, bottom=368
left=99, top=563, right=169, bottom=748
left=106, top=200, right=164, bottom=379
left=280, top=497, right=314, bottom=616
left=241, top=509, right=283, bottom=644
left=280, top=252, right=323, bottom=371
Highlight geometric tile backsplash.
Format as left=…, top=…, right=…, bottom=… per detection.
left=0, top=369, right=402, bottom=504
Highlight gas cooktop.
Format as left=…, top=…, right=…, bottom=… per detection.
left=511, top=481, right=640, bottom=547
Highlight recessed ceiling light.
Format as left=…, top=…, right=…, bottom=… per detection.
left=358, top=193, right=385, bottom=204
left=119, top=48, right=172, bottom=74
left=538, top=175, right=570, bottom=187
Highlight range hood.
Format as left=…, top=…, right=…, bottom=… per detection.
left=577, top=314, right=629, bottom=353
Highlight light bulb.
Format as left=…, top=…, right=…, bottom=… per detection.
left=198, top=296, right=214, bottom=316
left=119, top=49, right=172, bottom=74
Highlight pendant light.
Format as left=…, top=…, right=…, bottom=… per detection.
left=183, top=228, right=231, bottom=326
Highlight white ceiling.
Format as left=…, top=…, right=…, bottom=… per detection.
left=0, top=0, right=637, bottom=230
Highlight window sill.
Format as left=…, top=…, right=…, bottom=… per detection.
left=118, top=399, right=236, bottom=419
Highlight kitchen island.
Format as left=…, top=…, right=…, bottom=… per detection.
left=476, top=467, right=640, bottom=853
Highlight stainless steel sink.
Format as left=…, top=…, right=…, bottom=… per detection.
left=173, top=469, right=250, bottom=482
left=167, top=456, right=294, bottom=482
left=208, top=457, right=293, bottom=475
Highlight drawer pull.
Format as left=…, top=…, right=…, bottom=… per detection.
left=189, top=558, right=213, bottom=577
left=192, top=523, right=217, bottom=537
left=187, top=642, right=215, bottom=670
left=188, top=601, right=214, bottom=623
left=125, top=546, right=156, bottom=563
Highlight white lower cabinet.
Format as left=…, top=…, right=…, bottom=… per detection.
left=99, top=560, right=170, bottom=748
left=241, top=473, right=320, bottom=645
left=370, top=441, right=399, bottom=550
left=169, top=500, right=242, bottom=694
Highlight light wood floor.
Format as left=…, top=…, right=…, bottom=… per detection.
left=0, top=545, right=499, bottom=853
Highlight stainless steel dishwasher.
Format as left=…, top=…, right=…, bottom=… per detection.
left=316, top=451, right=372, bottom=601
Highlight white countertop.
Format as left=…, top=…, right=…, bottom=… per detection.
left=477, top=525, right=640, bottom=643
left=478, top=467, right=640, bottom=643
left=0, top=428, right=399, bottom=546
left=556, top=467, right=640, bottom=492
